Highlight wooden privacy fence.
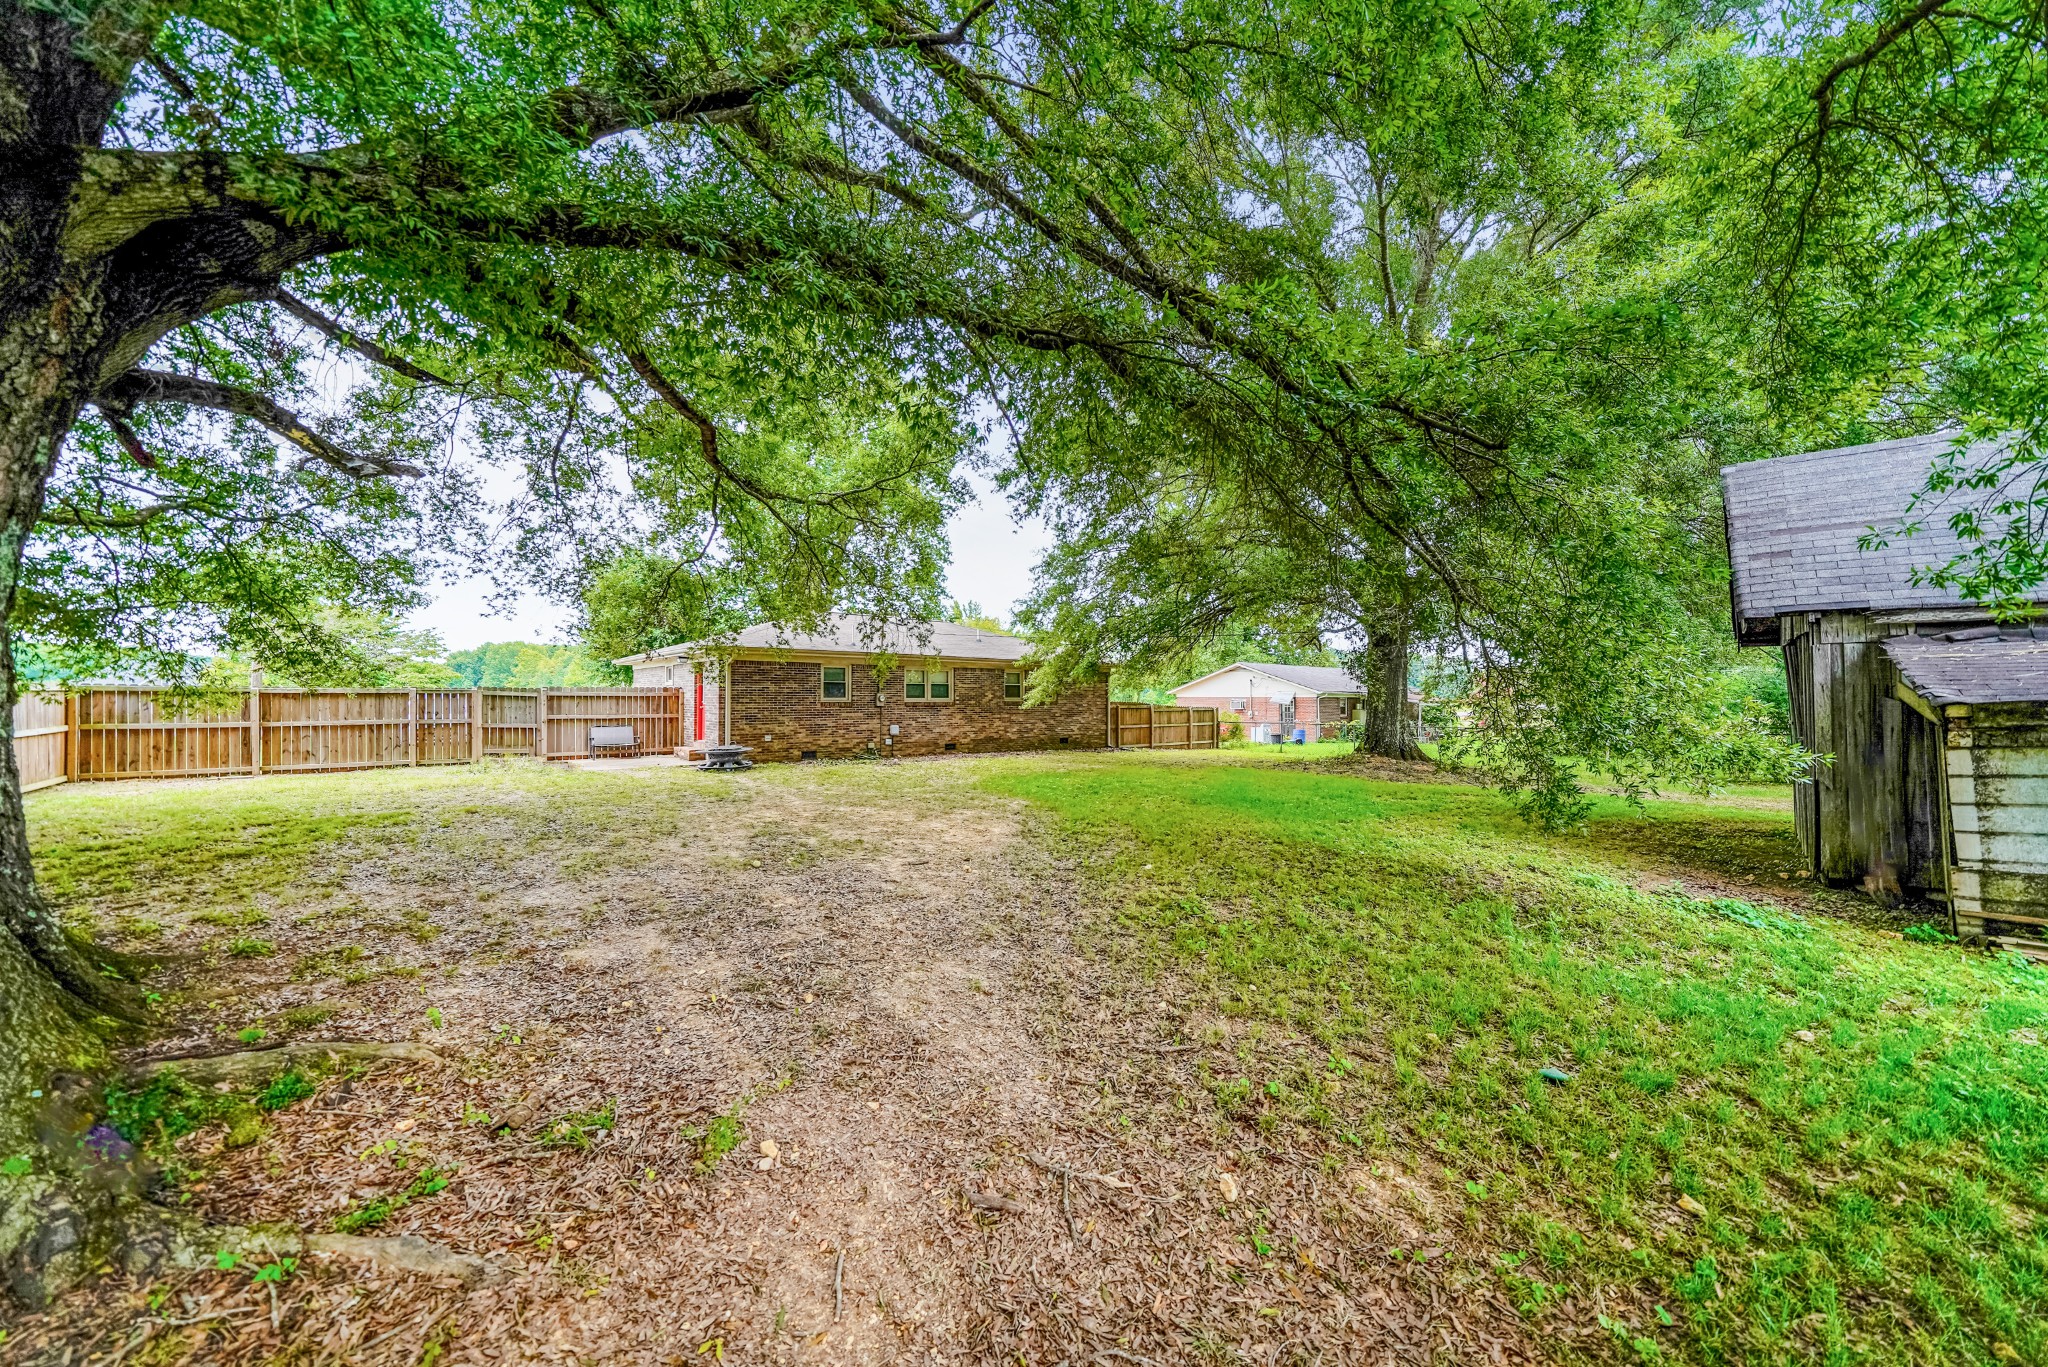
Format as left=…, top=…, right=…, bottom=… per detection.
left=10, top=686, right=683, bottom=789
left=1112, top=703, right=1220, bottom=751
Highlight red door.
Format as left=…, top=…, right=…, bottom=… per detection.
left=693, top=668, right=704, bottom=742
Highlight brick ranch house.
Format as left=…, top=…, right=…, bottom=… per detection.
left=614, top=618, right=1109, bottom=761
left=1170, top=661, right=1420, bottom=741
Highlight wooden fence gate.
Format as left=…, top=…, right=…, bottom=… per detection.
left=1112, top=703, right=1220, bottom=750
left=10, top=686, right=684, bottom=789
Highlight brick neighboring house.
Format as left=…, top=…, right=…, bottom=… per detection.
left=1170, top=661, right=1418, bottom=740
left=614, top=618, right=1109, bottom=762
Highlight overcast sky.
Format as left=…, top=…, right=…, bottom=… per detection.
left=404, top=470, right=1054, bottom=651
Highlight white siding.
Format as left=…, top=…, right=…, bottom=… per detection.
left=1176, top=666, right=1302, bottom=703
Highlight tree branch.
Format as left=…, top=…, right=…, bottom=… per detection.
left=272, top=291, right=452, bottom=385
left=71, top=5, right=994, bottom=264
left=1812, top=0, right=1953, bottom=114
left=512, top=1, right=995, bottom=144
left=619, top=345, right=829, bottom=561
left=1371, top=396, right=1505, bottom=452
left=39, top=500, right=201, bottom=530
left=621, top=347, right=724, bottom=468
left=96, top=371, right=423, bottom=479
left=93, top=409, right=159, bottom=468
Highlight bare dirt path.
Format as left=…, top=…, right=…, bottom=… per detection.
left=11, top=759, right=1533, bottom=1365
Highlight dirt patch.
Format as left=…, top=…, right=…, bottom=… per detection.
left=11, top=762, right=1535, bottom=1364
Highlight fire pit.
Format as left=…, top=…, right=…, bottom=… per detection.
left=698, top=744, right=755, bottom=772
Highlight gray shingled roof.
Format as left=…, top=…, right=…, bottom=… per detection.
left=1236, top=662, right=1369, bottom=694
left=618, top=615, right=1033, bottom=664
left=1722, top=431, right=2016, bottom=638
left=1173, top=661, right=1378, bottom=695
left=1885, top=628, right=2048, bottom=705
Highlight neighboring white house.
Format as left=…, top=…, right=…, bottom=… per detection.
left=1170, top=661, right=1417, bottom=740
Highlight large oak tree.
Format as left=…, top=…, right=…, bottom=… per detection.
left=5, top=0, right=2043, bottom=1303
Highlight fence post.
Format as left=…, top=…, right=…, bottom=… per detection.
left=470, top=688, right=483, bottom=763
left=64, top=692, right=78, bottom=783
left=248, top=686, right=263, bottom=776
left=407, top=688, right=420, bottom=765
left=533, top=689, right=548, bottom=759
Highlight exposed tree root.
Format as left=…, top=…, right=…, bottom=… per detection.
left=301, top=1232, right=507, bottom=1286
left=5, top=1042, right=455, bottom=1308
left=113, top=1205, right=507, bottom=1284
left=124, top=1040, right=442, bottom=1088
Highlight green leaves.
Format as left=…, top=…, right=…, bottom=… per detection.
left=33, top=0, right=2038, bottom=793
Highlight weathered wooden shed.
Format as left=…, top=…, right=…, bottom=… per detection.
left=1724, top=432, right=2048, bottom=951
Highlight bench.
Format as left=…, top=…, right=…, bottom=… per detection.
left=588, top=724, right=640, bottom=757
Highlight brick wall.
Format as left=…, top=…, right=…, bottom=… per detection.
left=728, top=660, right=1108, bottom=761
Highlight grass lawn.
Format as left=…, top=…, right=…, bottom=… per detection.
left=982, top=751, right=2048, bottom=1365
left=14, top=750, right=2046, bottom=1365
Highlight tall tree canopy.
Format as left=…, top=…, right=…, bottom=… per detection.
left=4, top=0, right=2045, bottom=1301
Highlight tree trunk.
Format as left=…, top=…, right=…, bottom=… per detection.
left=1, top=26, right=148, bottom=1287
left=0, top=243, right=139, bottom=1021
left=3, top=6, right=360, bottom=1306
left=1358, top=612, right=1424, bottom=760
left=0, top=358, right=140, bottom=1308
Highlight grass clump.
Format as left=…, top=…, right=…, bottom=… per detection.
left=334, top=1165, right=452, bottom=1233
left=195, top=907, right=269, bottom=928
left=537, top=1100, right=616, bottom=1150
left=226, top=936, right=275, bottom=958
left=983, top=753, right=2048, bottom=1366
left=688, top=1112, right=744, bottom=1172
left=278, top=1003, right=336, bottom=1031
left=293, top=945, right=365, bottom=980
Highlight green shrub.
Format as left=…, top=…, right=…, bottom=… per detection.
left=256, top=1070, right=315, bottom=1111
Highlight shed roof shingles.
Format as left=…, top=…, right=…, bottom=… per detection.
left=1884, top=633, right=2048, bottom=706
left=1722, top=431, right=2024, bottom=624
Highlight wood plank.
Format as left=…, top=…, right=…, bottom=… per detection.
left=1815, top=642, right=1856, bottom=882
left=63, top=691, right=79, bottom=786
left=1819, top=611, right=1894, bottom=644
left=1892, top=681, right=1939, bottom=724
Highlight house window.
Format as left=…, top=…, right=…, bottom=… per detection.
left=905, top=668, right=951, bottom=700
left=1003, top=671, right=1023, bottom=700
left=821, top=665, right=848, bottom=701
left=1230, top=697, right=1247, bottom=711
